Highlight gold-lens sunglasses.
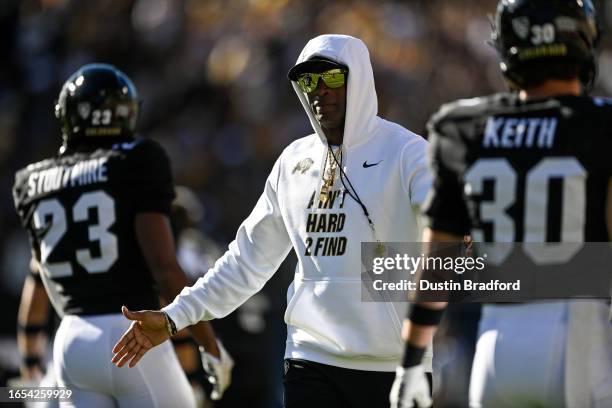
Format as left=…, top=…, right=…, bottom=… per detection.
left=296, top=69, right=348, bottom=93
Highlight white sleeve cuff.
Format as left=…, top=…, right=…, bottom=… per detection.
left=162, top=301, right=192, bottom=332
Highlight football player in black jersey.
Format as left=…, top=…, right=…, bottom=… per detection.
left=391, top=1, right=612, bottom=407
left=13, top=63, right=230, bottom=407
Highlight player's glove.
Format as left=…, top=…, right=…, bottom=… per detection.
left=199, top=340, right=234, bottom=400
left=389, top=365, right=432, bottom=408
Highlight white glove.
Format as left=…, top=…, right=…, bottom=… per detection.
left=199, top=340, right=234, bottom=400
left=389, top=365, right=432, bottom=408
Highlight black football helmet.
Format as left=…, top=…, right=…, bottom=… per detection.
left=55, top=63, right=139, bottom=149
left=492, top=0, right=600, bottom=90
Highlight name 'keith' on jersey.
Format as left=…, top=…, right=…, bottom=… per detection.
left=422, top=93, right=612, bottom=243
left=12, top=138, right=176, bottom=316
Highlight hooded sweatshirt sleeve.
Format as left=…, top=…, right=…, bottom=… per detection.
left=163, top=157, right=292, bottom=330
left=400, top=135, right=432, bottom=206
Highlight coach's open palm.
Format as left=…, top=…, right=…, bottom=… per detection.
left=111, top=306, right=169, bottom=368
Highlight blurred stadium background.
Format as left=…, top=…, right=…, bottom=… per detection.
left=1, top=0, right=612, bottom=407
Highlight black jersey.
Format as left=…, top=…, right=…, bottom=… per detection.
left=423, top=93, right=612, bottom=247
left=13, top=138, right=175, bottom=316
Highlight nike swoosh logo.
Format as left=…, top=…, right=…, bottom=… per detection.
left=363, top=160, right=383, bottom=168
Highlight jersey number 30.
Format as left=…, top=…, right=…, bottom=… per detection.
left=465, top=157, right=586, bottom=264
left=33, top=191, right=118, bottom=277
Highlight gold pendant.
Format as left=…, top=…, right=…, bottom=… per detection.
left=320, top=185, right=329, bottom=204
left=375, top=242, right=386, bottom=257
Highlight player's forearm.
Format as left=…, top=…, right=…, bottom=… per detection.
left=135, top=212, right=192, bottom=303
left=399, top=228, right=458, bottom=366
left=401, top=302, right=447, bottom=348
left=399, top=302, right=446, bottom=370
left=17, top=330, right=45, bottom=380
left=153, top=261, right=191, bottom=302
left=17, top=331, right=46, bottom=363
left=154, top=262, right=220, bottom=333
left=159, top=270, right=221, bottom=344
left=171, top=329, right=196, bottom=364
left=18, top=269, right=50, bottom=322
left=188, top=321, right=220, bottom=357
left=17, top=277, right=49, bottom=350
left=17, top=276, right=50, bottom=375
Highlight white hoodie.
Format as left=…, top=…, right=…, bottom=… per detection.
left=163, top=34, right=431, bottom=372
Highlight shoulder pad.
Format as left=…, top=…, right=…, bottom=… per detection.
left=14, top=157, right=55, bottom=188
left=431, top=94, right=509, bottom=125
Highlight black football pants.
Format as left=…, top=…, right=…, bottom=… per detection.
left=282, top=358, right=396, bottom=408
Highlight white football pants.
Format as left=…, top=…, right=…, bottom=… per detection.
left=53, top=314, right=196, bottom=408
left=469, top=302, right=567, bottom=408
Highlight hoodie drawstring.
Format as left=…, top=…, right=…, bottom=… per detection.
left=327, top=145, right=386, bottom=257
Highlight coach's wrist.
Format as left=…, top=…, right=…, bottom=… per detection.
left=161, top=301, right=194, bottom=332
left=163, top=312, right=178, bottom=337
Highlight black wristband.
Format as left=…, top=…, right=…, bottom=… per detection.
left=186, top=364, right=206, bottom=382
left=171, top=336, right=194, bottom=346
left=408, top=304, right=445, bottom=326
left=17, top=323, right=47, bottom=335
left=23, top=356, right=42, bottom=369
left=402, top=344, right=426, bottom=368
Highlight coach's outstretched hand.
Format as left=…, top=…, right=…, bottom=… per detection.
left=111, top=306, right=169, bottom=368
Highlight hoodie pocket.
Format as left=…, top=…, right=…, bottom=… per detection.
left=284, top=281, right=305, bottom=323
left=284, top=279, right=403, bottom=359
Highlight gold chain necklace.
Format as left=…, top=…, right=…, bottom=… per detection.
left=320, top=146, right=340, bottom=204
